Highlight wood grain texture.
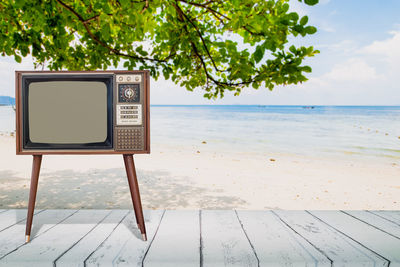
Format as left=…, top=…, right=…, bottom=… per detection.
left=0, top=210, right=77, bottom=259
left=274, top=210, right=388, bottom=266
left=54, top=210, right=128, bottom=267
left=143, top=210, right=200, bottom=267
left=344, top=211, right=400, bottom=239
left=0, top=209, right=43, bottom=232
left=0, top=210, right=110, bottom=267
left=370, top=211, right=400, bottom=226
left=310, top=210, right=400, bottom=263
left=85, top=210, right=164, bottom=267
left=201, top=210, right=258, bottom=267
left=0, top=209, right=399, bottom=266
left=236, top=210, right=330, bottom=266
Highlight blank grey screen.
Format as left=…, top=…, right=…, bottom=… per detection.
left=28, top=81, right=108, bottom=144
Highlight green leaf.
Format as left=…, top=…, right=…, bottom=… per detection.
left=302, top=66, right=312, bottom=73
left=14, top=54, right=22, bottom=63
left=305, top=26, right=317, bottom=34
left=300, top=16, right=308, bottom=26
left=289, top=45, right=297, bottom=54
left=254, top=45, right=264, bottom=63
left=281, top=3, right=290, bottom=13
left=304, top=0, right=319, bottom=6
left=288, top=12, right=299, bottom=22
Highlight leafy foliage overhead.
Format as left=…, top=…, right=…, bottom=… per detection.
left=0, top=0, right=319, bottom=98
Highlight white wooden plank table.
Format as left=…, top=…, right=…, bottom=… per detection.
left=310, top=210, right=400, bottom=264
left=85, top=210, right=164, bottom=266
left=143, top=210, right=200, bottom=267
left=0, top=209, right=77, bottom=259
left=343, top=211, right=400, bottom=239
left=236, top=210, right=330, bottom=266
left=0, top=209, right=43, bottom=232
left=274, top=210, right=388, bottom=266
left=0, top=209, right=399, bottom=266
left=54, top=210, right=128, bottom=267
left=201, top=210, right=259, bottom=266
left=0, top=210, right=111, bottom=267
left=370, top=211, right=400, bottom=226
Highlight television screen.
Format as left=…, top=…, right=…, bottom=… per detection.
left=28, top=81, right=107, bottom=144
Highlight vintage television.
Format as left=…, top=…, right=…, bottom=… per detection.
left=15, top=70, right=149, bottom=242
left=16, top=70, right=150, bottom=153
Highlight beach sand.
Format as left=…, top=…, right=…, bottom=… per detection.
left=0, top=134, right=399, bottom=210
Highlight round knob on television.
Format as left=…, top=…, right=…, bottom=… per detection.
left=124, top=88, right=134, bottom=99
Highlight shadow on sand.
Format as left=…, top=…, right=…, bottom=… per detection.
left=0, top=168, right=246, bottom=210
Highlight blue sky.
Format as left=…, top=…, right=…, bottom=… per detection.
left=1, top=0, right=399, bottom=105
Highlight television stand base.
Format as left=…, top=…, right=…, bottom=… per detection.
left=24, top=154, right=147, bottom=242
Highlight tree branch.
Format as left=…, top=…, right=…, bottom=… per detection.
left=56, top=0, right=171, bottom=63
left=140, top=0, right=149, bottom=14
left=174, top=2, right=224, bottom=73
left=172, top=1, right=259, bottom=89
left=177, top=0, right=264, bottom=36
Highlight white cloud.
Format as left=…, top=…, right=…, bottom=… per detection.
left=361, top=30, right=400, bottom=70
left=322, top=58, right=379, bottom=83
left=319, top=40, right=357, bottom=54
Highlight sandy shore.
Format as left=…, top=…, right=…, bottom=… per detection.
left=0, top=134, right=399, bottom=210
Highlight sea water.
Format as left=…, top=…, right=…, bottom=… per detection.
left=1, top=105, right=400, bottom=160
left=151, top=105, right=400, bottom=161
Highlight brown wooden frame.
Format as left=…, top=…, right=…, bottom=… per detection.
left=15, top=70, right=150, bottom=155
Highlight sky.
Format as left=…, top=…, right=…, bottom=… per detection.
left=1, top=0, right=400, bottom=105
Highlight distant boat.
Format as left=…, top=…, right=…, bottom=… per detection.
left=302, top=106, right=315, bottom=109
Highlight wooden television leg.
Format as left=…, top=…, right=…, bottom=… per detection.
left=24, top=154, right=147, bottom=243
left=123, top=154, right=147, bottom=241
left=25, top=154, right=42, bottom=243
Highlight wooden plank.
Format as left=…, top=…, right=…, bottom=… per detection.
left=0, top=210, right=77, bottom=259
left=236, top=210, right=330, bottom=266
left=370, top=211, right=400, bottom=226
left=54, top=210, right=128, bottom=267
left=143, top=210, right=200, bottom=267
left=0, top=210, right=111, bottom=267
left=201, top=210, right=258, bottom=267
left=0, top=209, right=43, bottom=232
left=310, top=210, right=400, bottom=263
left=85, top=210, right=164, bottom=267
left=274, top=210, right=388, bottom=266
left=344, top=211, right=400, bottom=238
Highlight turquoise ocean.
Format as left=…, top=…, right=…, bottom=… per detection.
left=1, top=105, right=400, bottom=161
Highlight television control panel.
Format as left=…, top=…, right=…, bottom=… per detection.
left=114, top=73, right=147, bottom=151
